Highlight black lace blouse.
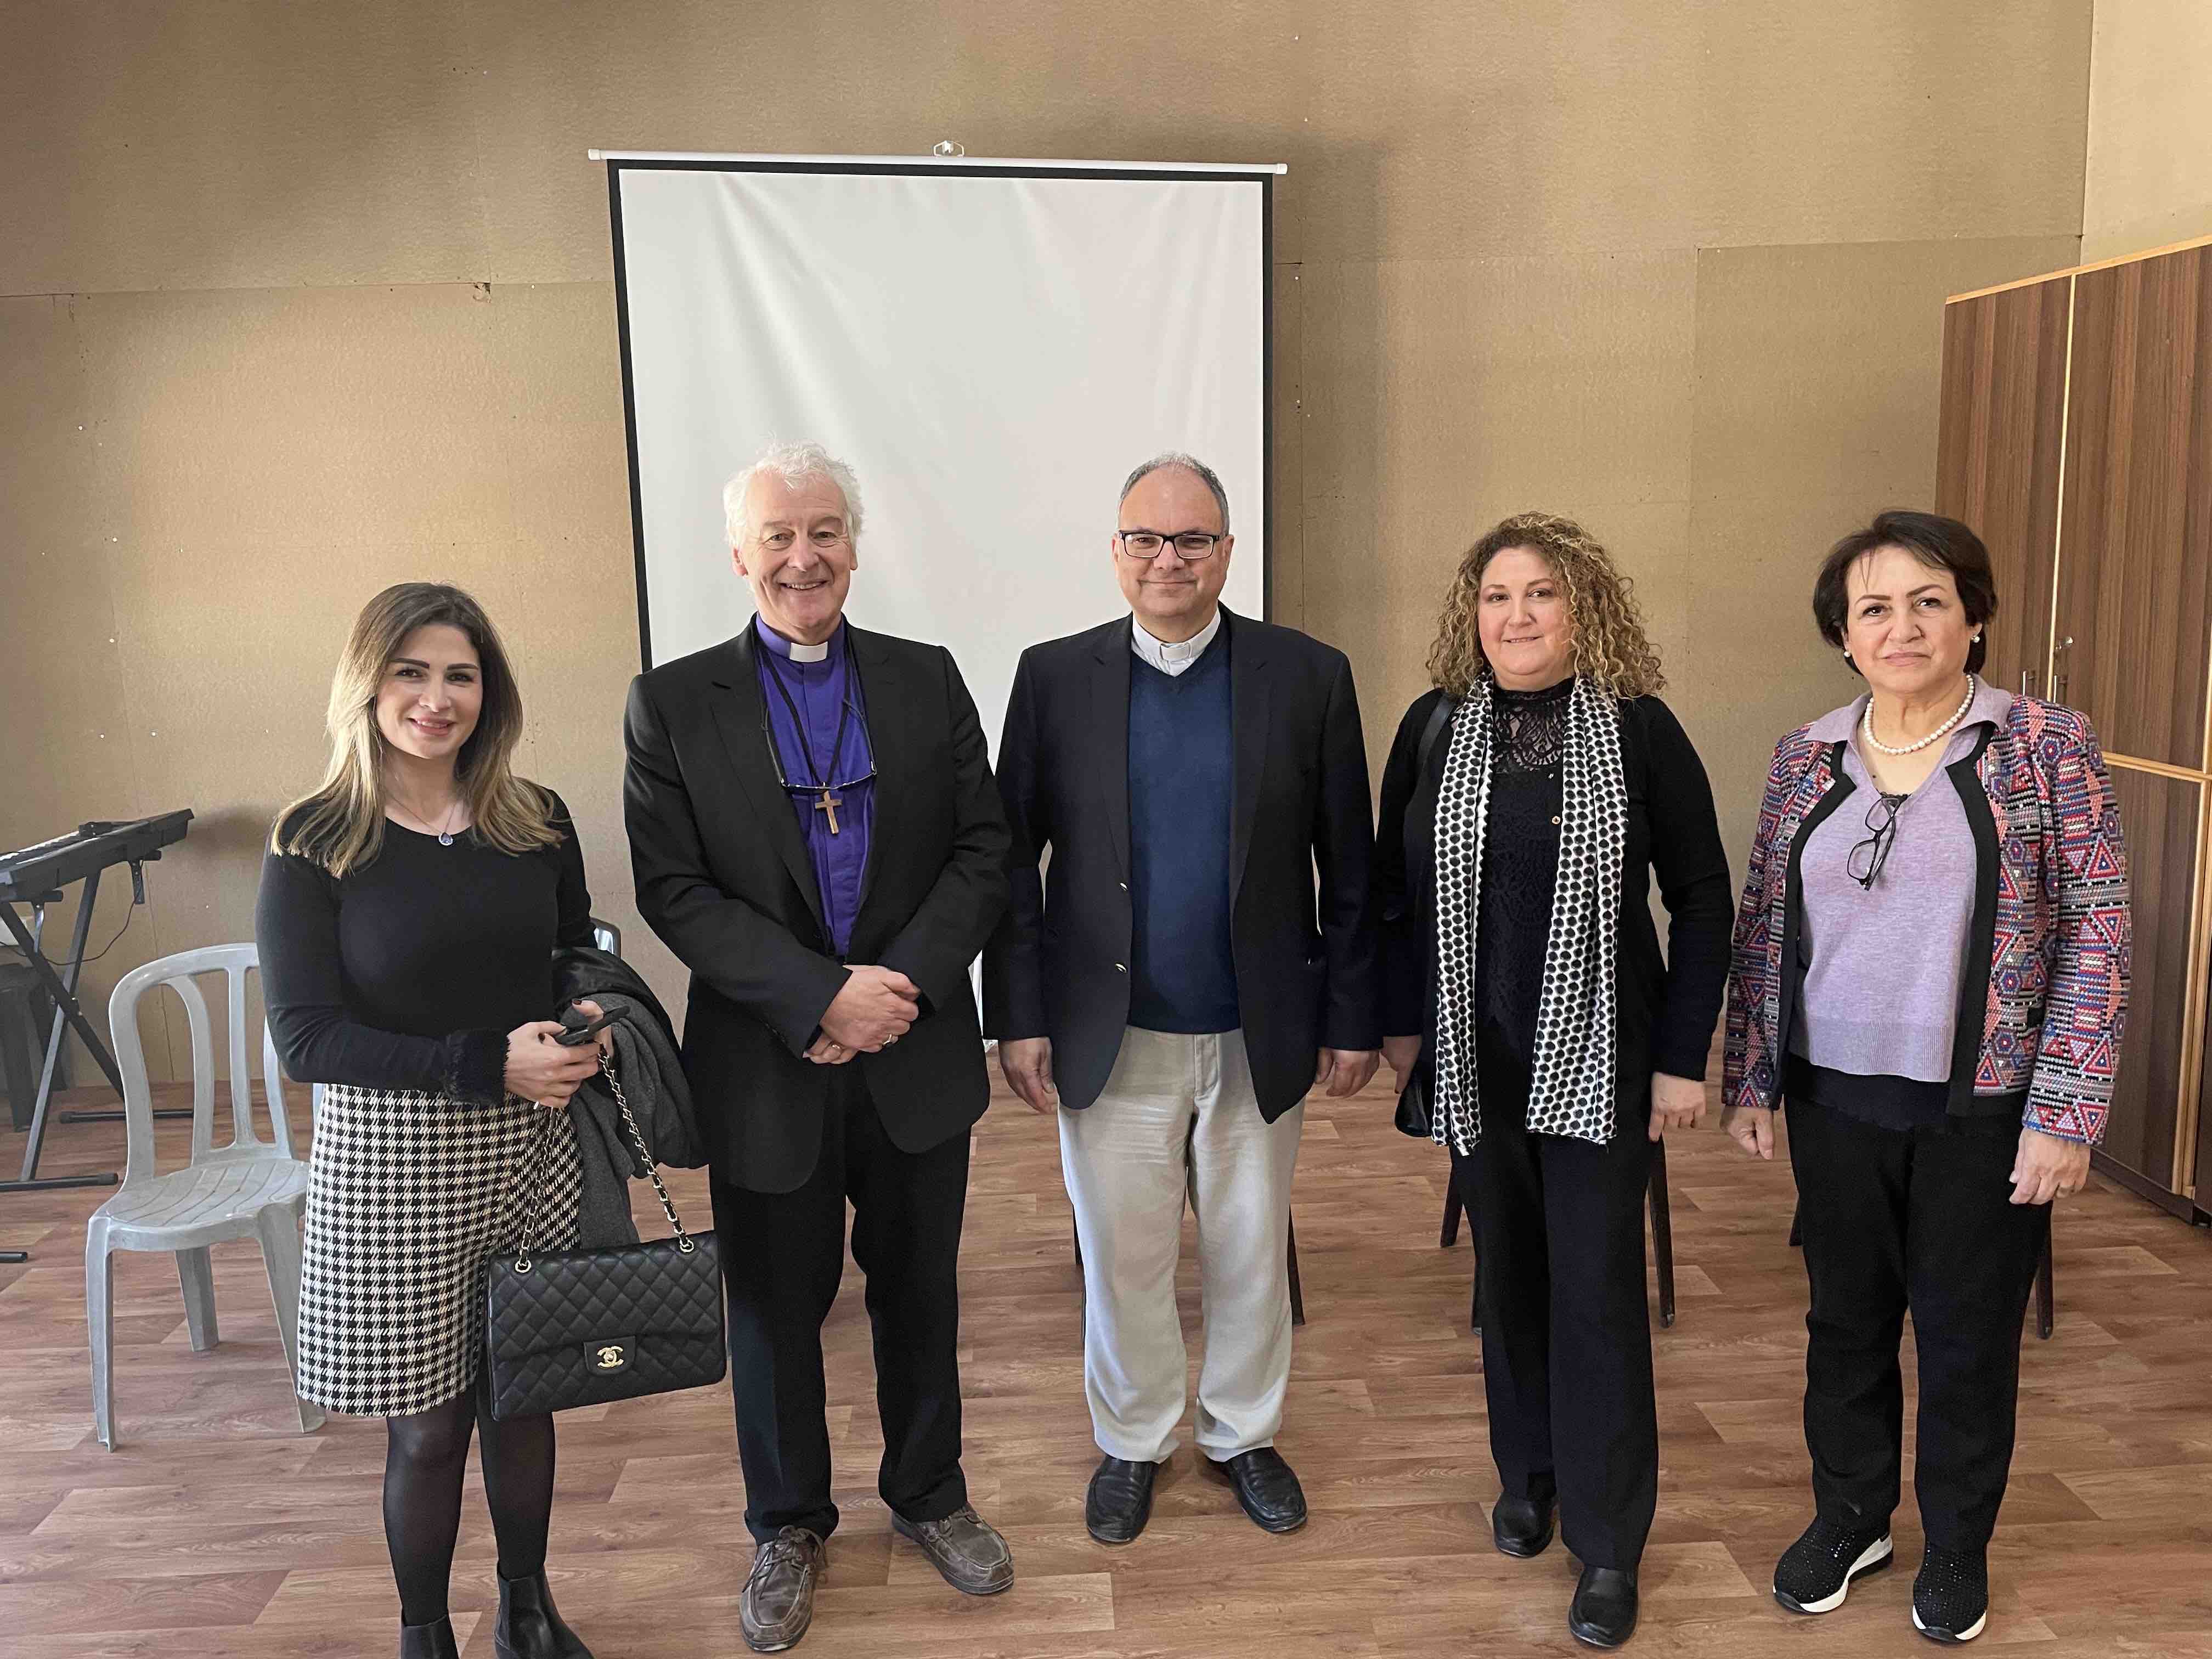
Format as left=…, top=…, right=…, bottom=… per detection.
left=1476, top=678, right=1572, bottom=1058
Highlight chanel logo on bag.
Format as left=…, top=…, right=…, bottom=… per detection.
left=592, top=1343, right=627, bottom=1372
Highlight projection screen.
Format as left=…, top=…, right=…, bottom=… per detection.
left=602, top=153, right=1276, bottom=751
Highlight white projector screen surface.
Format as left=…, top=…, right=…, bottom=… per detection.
left=610, top=159, right=1270, bottom=752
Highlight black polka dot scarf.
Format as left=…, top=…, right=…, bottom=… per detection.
left=1430, top=674, right=1627, bottom=1151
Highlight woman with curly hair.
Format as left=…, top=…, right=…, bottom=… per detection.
left=1373, top=514, right=1733, bottom=1649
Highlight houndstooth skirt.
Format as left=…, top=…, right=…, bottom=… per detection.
left=298, top=1083, right=581, bottom=1418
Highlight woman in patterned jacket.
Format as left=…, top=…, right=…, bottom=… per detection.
left=1374, top=514, right=1734, bottom=1650
left=1722, top=511, right=2129, bottom=1646
left=258, top=583, right=609, bottom=1659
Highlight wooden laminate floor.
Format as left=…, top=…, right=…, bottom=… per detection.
left=2, top=1068, right=2209, bottom=1658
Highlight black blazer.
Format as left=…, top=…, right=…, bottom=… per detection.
left=983, top=608, right=1380, bottom=1119
left=1373, top=687, right=1733, bottom=1120
left=624, top=624, right=1011, bottom=1193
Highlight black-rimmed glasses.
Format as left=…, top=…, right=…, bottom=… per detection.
left=1847, top=793, right=1907, bottom=890
left=1116, top=529, right=1224, bottom=561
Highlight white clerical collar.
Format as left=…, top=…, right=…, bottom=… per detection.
left=1130, top=608, right=1222, bottom=678
left=755, top=616, right=836, bottom=663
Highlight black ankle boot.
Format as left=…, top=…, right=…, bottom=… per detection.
left=400, top=1617, right=460, bottom=1659
left=495, top=1569, right=595, bottom=1659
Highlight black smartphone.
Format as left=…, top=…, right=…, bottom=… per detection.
left=555, top=1009, right=617, bottom=1047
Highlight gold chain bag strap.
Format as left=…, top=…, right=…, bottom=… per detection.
left=483, top=1053, right=726, bottom=1419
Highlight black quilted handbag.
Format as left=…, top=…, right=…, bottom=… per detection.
left=484, top=1054, right=726, bottom=1420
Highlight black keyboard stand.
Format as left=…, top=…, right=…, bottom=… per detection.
left=1, top=872, right=124, bottom=1198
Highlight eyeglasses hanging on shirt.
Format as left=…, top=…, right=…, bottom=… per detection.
left=758, top=634, right=874, bottom=836
left=1846, top=792, right=1907, bottom=890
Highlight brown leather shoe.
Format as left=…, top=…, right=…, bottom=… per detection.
left=741, top=1527, right=825, bottom=1653
left=891, top=1505, right=1015, bottom=1595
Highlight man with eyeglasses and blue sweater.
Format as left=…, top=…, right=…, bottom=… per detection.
left=985, top=452, right=1381, bottom=1545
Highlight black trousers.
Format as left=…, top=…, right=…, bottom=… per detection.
left=1451, top=1045, right=1658, bottom=1572
left=1786, top=1100, right=2047, bottom=1553
left=709, top=1070, right=972, bottom=1545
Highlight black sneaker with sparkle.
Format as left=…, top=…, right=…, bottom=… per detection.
left=1912, top=1545, right=1989, bottom=1644
left=1773, top=1515, right=1894, bottom=1614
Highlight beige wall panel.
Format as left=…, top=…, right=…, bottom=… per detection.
left=6, top=0, right=2112, bottom=1077
left=0, top=297, right=133, bottom=850
left=0, top=0, right=2100, bottom=291
left=74, top=285, right=523, bottom=553
left=56, top=283, right=674, bottom=1074
left=1691, top=236, right=2084, bottom=511
left=2082, top=0, right=2212, bottom=262
left=1688, top=236, right=2079, bottom=869
left=1680, top=492, right=1869, bottom=873
left=1298, top=251, right=1694, bottom=765
left=0, top=1, right=487, bottom=297
left=1693, top=0, right=2090, bottom=249
left=1289, top=2, right=1697, bottom=261
left=462, top=0, right=1316, bottom=285
left=483, top=283, right=635, bottom=581
left=0, top=294, right=176, bottom=1082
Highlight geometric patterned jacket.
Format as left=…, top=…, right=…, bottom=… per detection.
left=1722, top=692, right=2129, bottom=1146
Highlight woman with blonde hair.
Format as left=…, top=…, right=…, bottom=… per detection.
left=1374, top=514, right=1733, bottom=1649
left=257, top=582, right=606, bottom=1659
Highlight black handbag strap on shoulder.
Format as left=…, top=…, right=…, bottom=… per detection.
left=1417, top=691, right=1459, bottom=778
left=1390, top=691, right=1461, bottom=1143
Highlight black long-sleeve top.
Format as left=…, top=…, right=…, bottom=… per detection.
left=1374, top=685, right=1733, bottom=1098
left=256, top=794, right=593, bottom=1105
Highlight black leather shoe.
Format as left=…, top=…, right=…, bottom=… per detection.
left=494, top=1568, right=594, bottom=1658
left=1086, top=1455, right=1159, bottom=1544
left=1209, top=1447, right=1307, bottom=1534
left=1492, top=1493, right=1556, bottom=1558
left=400, top=1618, right=460, bottom=1659
left=1568, top=1565, right=1640, bottom=1649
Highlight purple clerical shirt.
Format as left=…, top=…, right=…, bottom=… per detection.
left=754, top=615, right=874, bottom=956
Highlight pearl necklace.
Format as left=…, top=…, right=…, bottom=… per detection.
left=1861, top=674, right=1977, bottom=756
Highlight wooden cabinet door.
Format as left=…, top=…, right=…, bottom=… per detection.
left=2101, top=765, right=2199, bottom=1194
left=2196, top=994, right=2212, bottom=1218
left=1936, top=276, right=2069, bottom=698
left=2055, top=245, right=2212, bottom=770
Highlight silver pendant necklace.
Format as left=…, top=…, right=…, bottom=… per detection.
left=1862, top=674, right=1977, bottom=757
left=396, top=794, right=462, bottom=845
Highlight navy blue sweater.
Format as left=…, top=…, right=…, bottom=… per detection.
left=1127, top=635, right=1240, bottom=1032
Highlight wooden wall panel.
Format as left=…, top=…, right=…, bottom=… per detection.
left=2197, top=1004, right=2212, bottom=1212
left=2055, top=244, right=2212, bottom=769
left=2101, top=766, right=2198, bottom=1193
left=1935, top=275, right=2069, bottom=699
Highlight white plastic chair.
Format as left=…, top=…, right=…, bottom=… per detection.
left=87, top=944, right=322, bottom=1448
